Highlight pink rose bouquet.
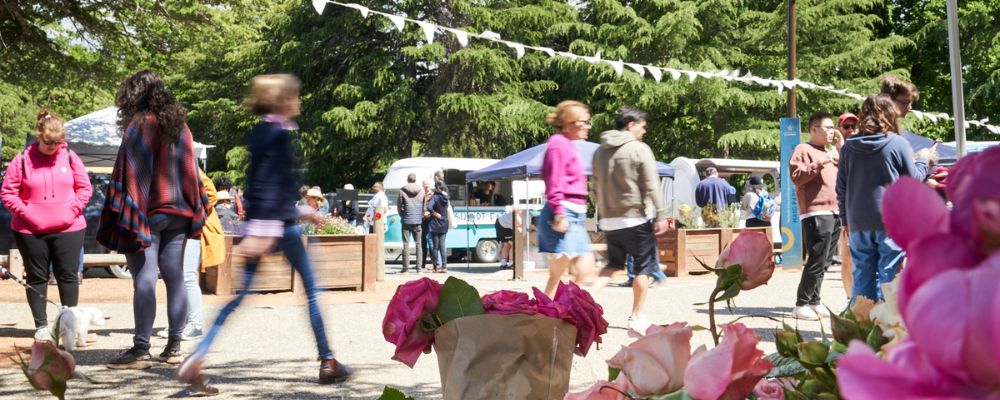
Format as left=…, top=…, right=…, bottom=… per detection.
left=382, top=278, right=442, bottom=367
left=482, top=290, right=537, bottom=315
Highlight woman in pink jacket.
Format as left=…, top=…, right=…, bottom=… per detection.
left=1, top=109, right=92, bottom=341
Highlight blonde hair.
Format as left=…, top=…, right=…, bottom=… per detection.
left=35, top=108, right=66, bottom=142
left=858, top=94, right=900, bottom=135
left=246, top=74, right=302, bottom=115
left=880, top=75, right=919, bottom=102
left=545, top=100, right=590, bottom=130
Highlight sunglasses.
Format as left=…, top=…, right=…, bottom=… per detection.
left=894, top=98, right=913, bottom=107
left=576, top=119, right=591, bottom=126
left=40, top=138, right=64, bottom=146
left=842, top=124, right=856, bottom=130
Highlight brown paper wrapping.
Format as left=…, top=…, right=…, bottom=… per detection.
left=433, top=313, right=577, bottom=400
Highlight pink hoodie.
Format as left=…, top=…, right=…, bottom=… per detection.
left=1, top=143, right=92, bottom=234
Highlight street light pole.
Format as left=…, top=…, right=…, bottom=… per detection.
left=945, top=0, right=966, bottom=157
left=787, top=0, right=797, bottom=118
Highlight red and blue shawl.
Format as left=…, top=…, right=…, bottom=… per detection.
left=97, top=113, right=208, bottom=254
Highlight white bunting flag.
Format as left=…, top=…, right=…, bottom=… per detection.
left=626, top=63, right=645, bottom=76
left=667, top=68, right=681, bottom=81
left=344, top=3, right=369, bottom=18
left=311, top=0, right=327, bottom=14
left=446, top=28, right=469, bottom=47
left=684, top=70, right=698, bottom=82
left=480, top=30, right=502, bottom=41
left=538, top=47, right=556, bottom=57
left=927, top=113, right=938, bottom=123
left=557, top=51, right=578, bottom=60
left=386, top=14, right=406, bottom=32
left=506, top=42, right=525, bottom=59
left=416, top=21, right=436, bottom=44
left=911, top=110, right=925, bottom=120
left=646, top=66, right=662, bottom=82
left=605, top=59, right=624, bottom=76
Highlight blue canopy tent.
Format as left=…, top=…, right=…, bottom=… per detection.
left=466, top=140, right=675, bottom=181
left=902, top=131, right=958, bottom=164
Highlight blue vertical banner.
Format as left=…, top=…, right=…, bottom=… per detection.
left=779, top=118, right=803, bottom=268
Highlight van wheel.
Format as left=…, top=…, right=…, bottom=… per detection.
left=474, top=240, right=500, bottom=263
left=107, top=265, right=132, bottom=279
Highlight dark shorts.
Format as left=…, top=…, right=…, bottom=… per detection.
left=605, top=221, right=660, bottom=277
left=495, top=221, right=514, bottom=242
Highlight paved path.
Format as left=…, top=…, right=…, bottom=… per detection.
left=0, top=264, right=847, bottom=399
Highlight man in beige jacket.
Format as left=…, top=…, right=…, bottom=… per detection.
left=591, top=107, right=672, bottom=333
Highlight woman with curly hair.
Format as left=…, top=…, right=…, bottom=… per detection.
left=99, top=70, right=208, bottom=369
left=0, top=109, right=91, bottom=341
left=836, top=93, right=928, bottom=303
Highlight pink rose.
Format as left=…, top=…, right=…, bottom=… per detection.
left=607, top=322, right=692, bottom=395
left=533, top=287, right=572, bottom=320
left=26, top=340, right=76, bottom=391
left=382, top=278, right=442, bottom=367
left=946, top=146, right=1000, bottom=249
left=553, top=281, right=609, bottom=356
left=564, top=380, right=628, bottom=400
left=975, top=198, right=1000, bottom=253
left=717, top=231, right=774, bottom=290
left=482, top=290, right=538, bottom=315
left=753, top=379, right=785, bottom=400
left=684, top=323, right=773, bottom=400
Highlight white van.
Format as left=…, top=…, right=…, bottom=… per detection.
left=381, top=157, right=545, bottom=262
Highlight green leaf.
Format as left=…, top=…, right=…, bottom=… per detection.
left=608, top=366, right=621, bottom=381
left=830, top=312, right=863, bottom=345
left=765, top=352, right=807, bottom=378
left=775, top=330, right=801, bottom=358
left=866, top=324, right=889, bottom=351
left=379, top=386, right=415, bottom=400
left=713, top=281, right=742, bottom=303
left=434, top=277, right=485, bottom=325
left=796, top=341, right=830, bottom=368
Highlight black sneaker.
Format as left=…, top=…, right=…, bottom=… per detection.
left=159, top=340, right=183, bottom=364
left=319, top=359, right=355, bottom=384
left=106, top=347, right=153, bottom=369
left=615, top=279, right=634, bottom=288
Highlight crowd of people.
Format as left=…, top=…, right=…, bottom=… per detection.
left=0, top=69, right=944, bottom=394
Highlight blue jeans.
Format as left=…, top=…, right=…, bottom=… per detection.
left=193, top=225, right=334, bottom=360
left=626, top=255, right=667, bottom=281
left=126, top=215, right=190, bottom=348
left=849, top=230, right=904, bottom=302
left=183, top=239, right=202, bottom=327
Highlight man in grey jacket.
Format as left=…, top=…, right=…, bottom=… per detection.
left=592, top=107, right=673, bottom=333
left=397, top=173, right=426, bottom=273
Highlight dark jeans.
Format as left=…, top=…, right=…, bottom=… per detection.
left=431, top=232, right=447, bottom=269
left=606, top=222, right=661, bottom=278
left=194, top=224, right=334, bottom=361
left=401, top=223, right=423, bottom=270
left=745, top=218, right=770, bottom=228
left=796, top=214, right=840, bottom=306
left=14, top=229, right=85, bottom=328
left=126, top=214, right=191, bottom=349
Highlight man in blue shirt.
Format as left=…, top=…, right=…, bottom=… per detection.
left=695, top=167, right=734, bottom=212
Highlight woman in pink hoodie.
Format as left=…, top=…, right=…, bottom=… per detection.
left=1, top=109, right=92, bottom=341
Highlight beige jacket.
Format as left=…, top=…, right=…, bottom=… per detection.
left=592, top=130, right=668, bottom=222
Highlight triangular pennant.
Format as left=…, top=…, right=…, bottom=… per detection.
left=583, top=50, right=602, bottom=64
left=667, top=68, right=681, bottom=81
left=506, top=42, right=525, bottom=59
left=646, top=66, right=662, bottom=82
left=538, top=47, right=555, bottom=57
left=776, top=85, right=784, bottom=94
left=479, top=30, right=501, bottom=41
left=927, top=113, right=938, bottom=123
left=911, top=110, right=925, bottom=120
left=557, top=51, right=578, bottom=60
left=311, top=0, right=327, bottom=14
left=604, top=59, right=624, bottom=76
left=446, top=28, right=468, bottom=47
left=626, top=63, right=645, bottom=76
left=988, top=125, right=1000, bottom=134
left=344, top=3, right=369, bottom=18
left=416, top=21, right=436, bottom=44
left=386, top=14, right=406, bottom=32
left=684, top=70, right=698, bottom=82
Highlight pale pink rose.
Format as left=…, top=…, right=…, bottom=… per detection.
left=753, top=379, right=785, bottom=400
left=26, top=340, right=76, bottom=391
left=382, top=278, right=442, bottom=368
left=716, top=231, right=775, bottom=290
left=564, top=380, right=628, bottom=400
left=607, top=322, right=693, bottom=395
left=684, top=323, right=773, bottom=400
left=482, top=290, right=538, bottom=315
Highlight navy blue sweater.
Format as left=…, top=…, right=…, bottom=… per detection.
left=836, top=133, right=928, bottom=232
left=245, top=121, right=301, bottom=223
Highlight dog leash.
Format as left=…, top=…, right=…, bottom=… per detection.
left=0, top=265, right=65, bottom=310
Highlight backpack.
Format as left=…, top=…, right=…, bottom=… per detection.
left=752, top=192, right=777, bottom=221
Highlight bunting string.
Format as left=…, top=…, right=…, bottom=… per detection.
left=311, top=0, right=1000, bottom=135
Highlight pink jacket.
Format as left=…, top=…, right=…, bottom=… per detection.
left=542, top=133, right=588, bottom=215
left=1, top=143, right=92, bottom=234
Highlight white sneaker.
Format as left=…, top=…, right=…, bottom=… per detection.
left=792, top=306, right=820, bottom=321
left=626, top=315, right=652, bottom=333
left=811, top=304, right=831, bottom=318
left=34, top=327, right=53, bottom=341
left=156, top=328, right=170, bottom=339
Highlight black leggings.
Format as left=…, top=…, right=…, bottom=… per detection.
left=14, top=230, right=85, bottom=328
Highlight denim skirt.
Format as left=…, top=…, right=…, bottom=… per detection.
left=537, top=203, right=591, bottom=257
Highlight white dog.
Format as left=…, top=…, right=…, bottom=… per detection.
left=56, top=307, right=106, bottom=351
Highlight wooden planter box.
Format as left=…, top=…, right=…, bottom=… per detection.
left=656, top=227, right=771, bottom=277
left=205, top=234, right=376, bottom=295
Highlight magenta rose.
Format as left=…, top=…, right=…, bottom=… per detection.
left=716, top=231, right=775, bottom=290
left=533, top=287, right=572, bottom=321
left=607, top=322, right=693, bottom=395
left=946, top=145, right=1000, bottom=251
left=554, top=281, right=609, bottom=356
left=684, top=323, right=773, bottom=400
left=25, top=340, right=76, bottom=392
left=382, top=278, right=442, bottom=368
left=482, top=290, right=538, bottom=315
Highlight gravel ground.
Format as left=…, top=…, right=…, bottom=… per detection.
left=0, top=263, right=847, bottom=399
